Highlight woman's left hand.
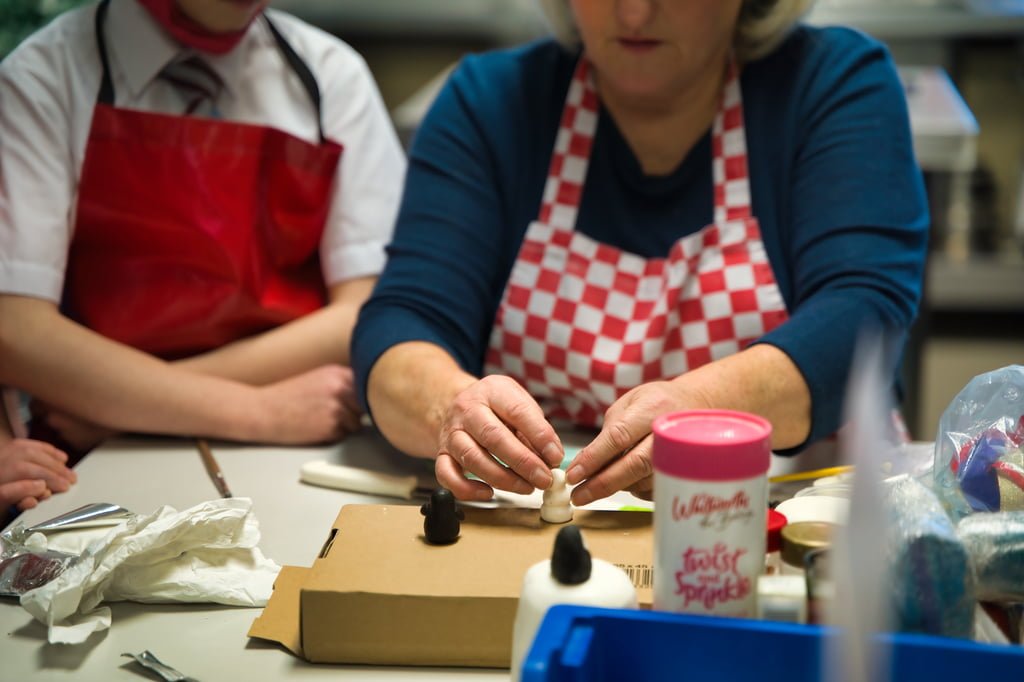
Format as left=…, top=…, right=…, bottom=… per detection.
left=565, top=379, right=710, bottom=506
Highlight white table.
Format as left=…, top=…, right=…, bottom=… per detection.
left=1, top=426, right=866, bottom=681
left=0, top=430, right=515, bottom=681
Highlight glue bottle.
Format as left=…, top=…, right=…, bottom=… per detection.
left=510, top=525, right=637, bottom=681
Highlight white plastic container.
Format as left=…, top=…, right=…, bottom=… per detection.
left=652, top=409, right=772, bottom=618
left=756, top=574, right=808, bottom=623
left=510, top=525, right=636, bottom=681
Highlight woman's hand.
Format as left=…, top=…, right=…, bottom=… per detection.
left=434, top=375, right=564, bottom=501
left=566, top=379, right=711, bottom=506
left=565, top=345, right=812, bottom=505
left=0, top=438, right=76, bottom=510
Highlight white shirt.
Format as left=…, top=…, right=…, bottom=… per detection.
left=0, top=0, right=406, bottom=302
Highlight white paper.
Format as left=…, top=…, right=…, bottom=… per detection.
left=19, top=498, right=280, bottom=644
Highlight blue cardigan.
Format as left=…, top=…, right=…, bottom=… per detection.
left=353, top=25, right=929, bottom=451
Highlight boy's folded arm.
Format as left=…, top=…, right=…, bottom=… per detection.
left=0, top=294, right=267, bottom=441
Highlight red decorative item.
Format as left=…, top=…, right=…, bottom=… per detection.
left=766, top=508, right=787, bottom=554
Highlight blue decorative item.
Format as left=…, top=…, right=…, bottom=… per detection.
left=954, top=429, right=1009, bottom=512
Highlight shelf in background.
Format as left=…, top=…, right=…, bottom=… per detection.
left=272, top=0, right=545, bottom=42
left=809, top=0, right=1024, bottom=39
left=926, top=251, right=1024, bottom=310
left=274, top=0, right=1024, bottom=41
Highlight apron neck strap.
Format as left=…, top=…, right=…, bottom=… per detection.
left=93, top=0, right=327, bottom=143
left=261, top=15, right=326, bottom=143
left=94, top=0, right=115, bottom=107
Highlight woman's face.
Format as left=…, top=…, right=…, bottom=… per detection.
left=569, top=0, right=743, bottom=102
left=175, top=0, right=269, bottom=33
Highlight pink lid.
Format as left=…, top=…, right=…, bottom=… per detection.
left=652, top=410, right=772, bottom=481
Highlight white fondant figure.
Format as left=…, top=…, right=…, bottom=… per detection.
left=541, top=468, right=573, bottom=524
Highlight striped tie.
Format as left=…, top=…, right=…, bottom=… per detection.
left=159, top=55, right=223, bottom=117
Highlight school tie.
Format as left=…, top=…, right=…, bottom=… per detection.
left=158, top=55, right=223, bottom=117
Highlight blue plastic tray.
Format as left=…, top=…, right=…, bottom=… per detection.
left=522, top=605, right=1024, bottom=682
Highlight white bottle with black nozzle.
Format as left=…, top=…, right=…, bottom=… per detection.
left=510, top=525, right=637, bottom=681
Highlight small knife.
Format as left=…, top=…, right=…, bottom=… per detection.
left=300, top=460, right=434, bottom=499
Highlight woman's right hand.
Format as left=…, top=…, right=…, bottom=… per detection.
left=252, top=365, right=363, bottom=445
left=433, top=375, right=564, bottom=501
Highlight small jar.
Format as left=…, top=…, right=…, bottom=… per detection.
left=779, top=521, right=835, bottom=576
left=652, top=409, right=772, bottom=618
left=756, top=574, right=808, bottom=623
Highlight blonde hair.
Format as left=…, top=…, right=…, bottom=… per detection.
left=537, top=0, right=816, bottom=62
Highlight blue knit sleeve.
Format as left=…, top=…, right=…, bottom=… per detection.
left=352, top=43, right=564, bottom=410
left=754, top=27, right=930, bottom=451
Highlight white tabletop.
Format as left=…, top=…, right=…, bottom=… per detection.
left=1, top=425, right=879, bottom=681
left=0, top=430, right=513, bottom=681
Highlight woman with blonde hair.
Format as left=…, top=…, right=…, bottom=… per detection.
left=353, top=0, right=928, bottom=504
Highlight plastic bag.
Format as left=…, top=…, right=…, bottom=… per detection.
left=957, top=511, right=1024, bottom=603
left=933, top=365, right=1024, bottom=517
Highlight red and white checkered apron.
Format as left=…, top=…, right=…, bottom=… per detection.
left=484, top=59, right=790, bottom=428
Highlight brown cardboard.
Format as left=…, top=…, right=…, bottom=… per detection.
left=249, top=504, right=652, bottom=668
left=247, top=565, right=308, bottom=657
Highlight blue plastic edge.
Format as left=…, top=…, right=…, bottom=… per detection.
left=520, top=604, right=1024, bottom=682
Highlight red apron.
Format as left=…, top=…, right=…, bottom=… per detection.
left=63, top=0, right=341, bottom=359
left=485, top=59, right=789, bottom=428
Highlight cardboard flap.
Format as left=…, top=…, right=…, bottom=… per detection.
left=247, top=565, right=309, bottom=657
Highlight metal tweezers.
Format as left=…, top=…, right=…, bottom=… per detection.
left=122, top=651, right=200, bottom=682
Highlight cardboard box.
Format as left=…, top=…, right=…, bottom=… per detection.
left=249, top=504, right=653, bottom=668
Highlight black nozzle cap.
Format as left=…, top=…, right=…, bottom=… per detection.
left=551, top=525, right=592, bottom=585
left=430, top=487, right=456, bottom=509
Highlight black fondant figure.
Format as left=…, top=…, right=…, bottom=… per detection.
left=551, top=525, right=591, bottom=585
left=421, top=488, right=464, bottom=545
